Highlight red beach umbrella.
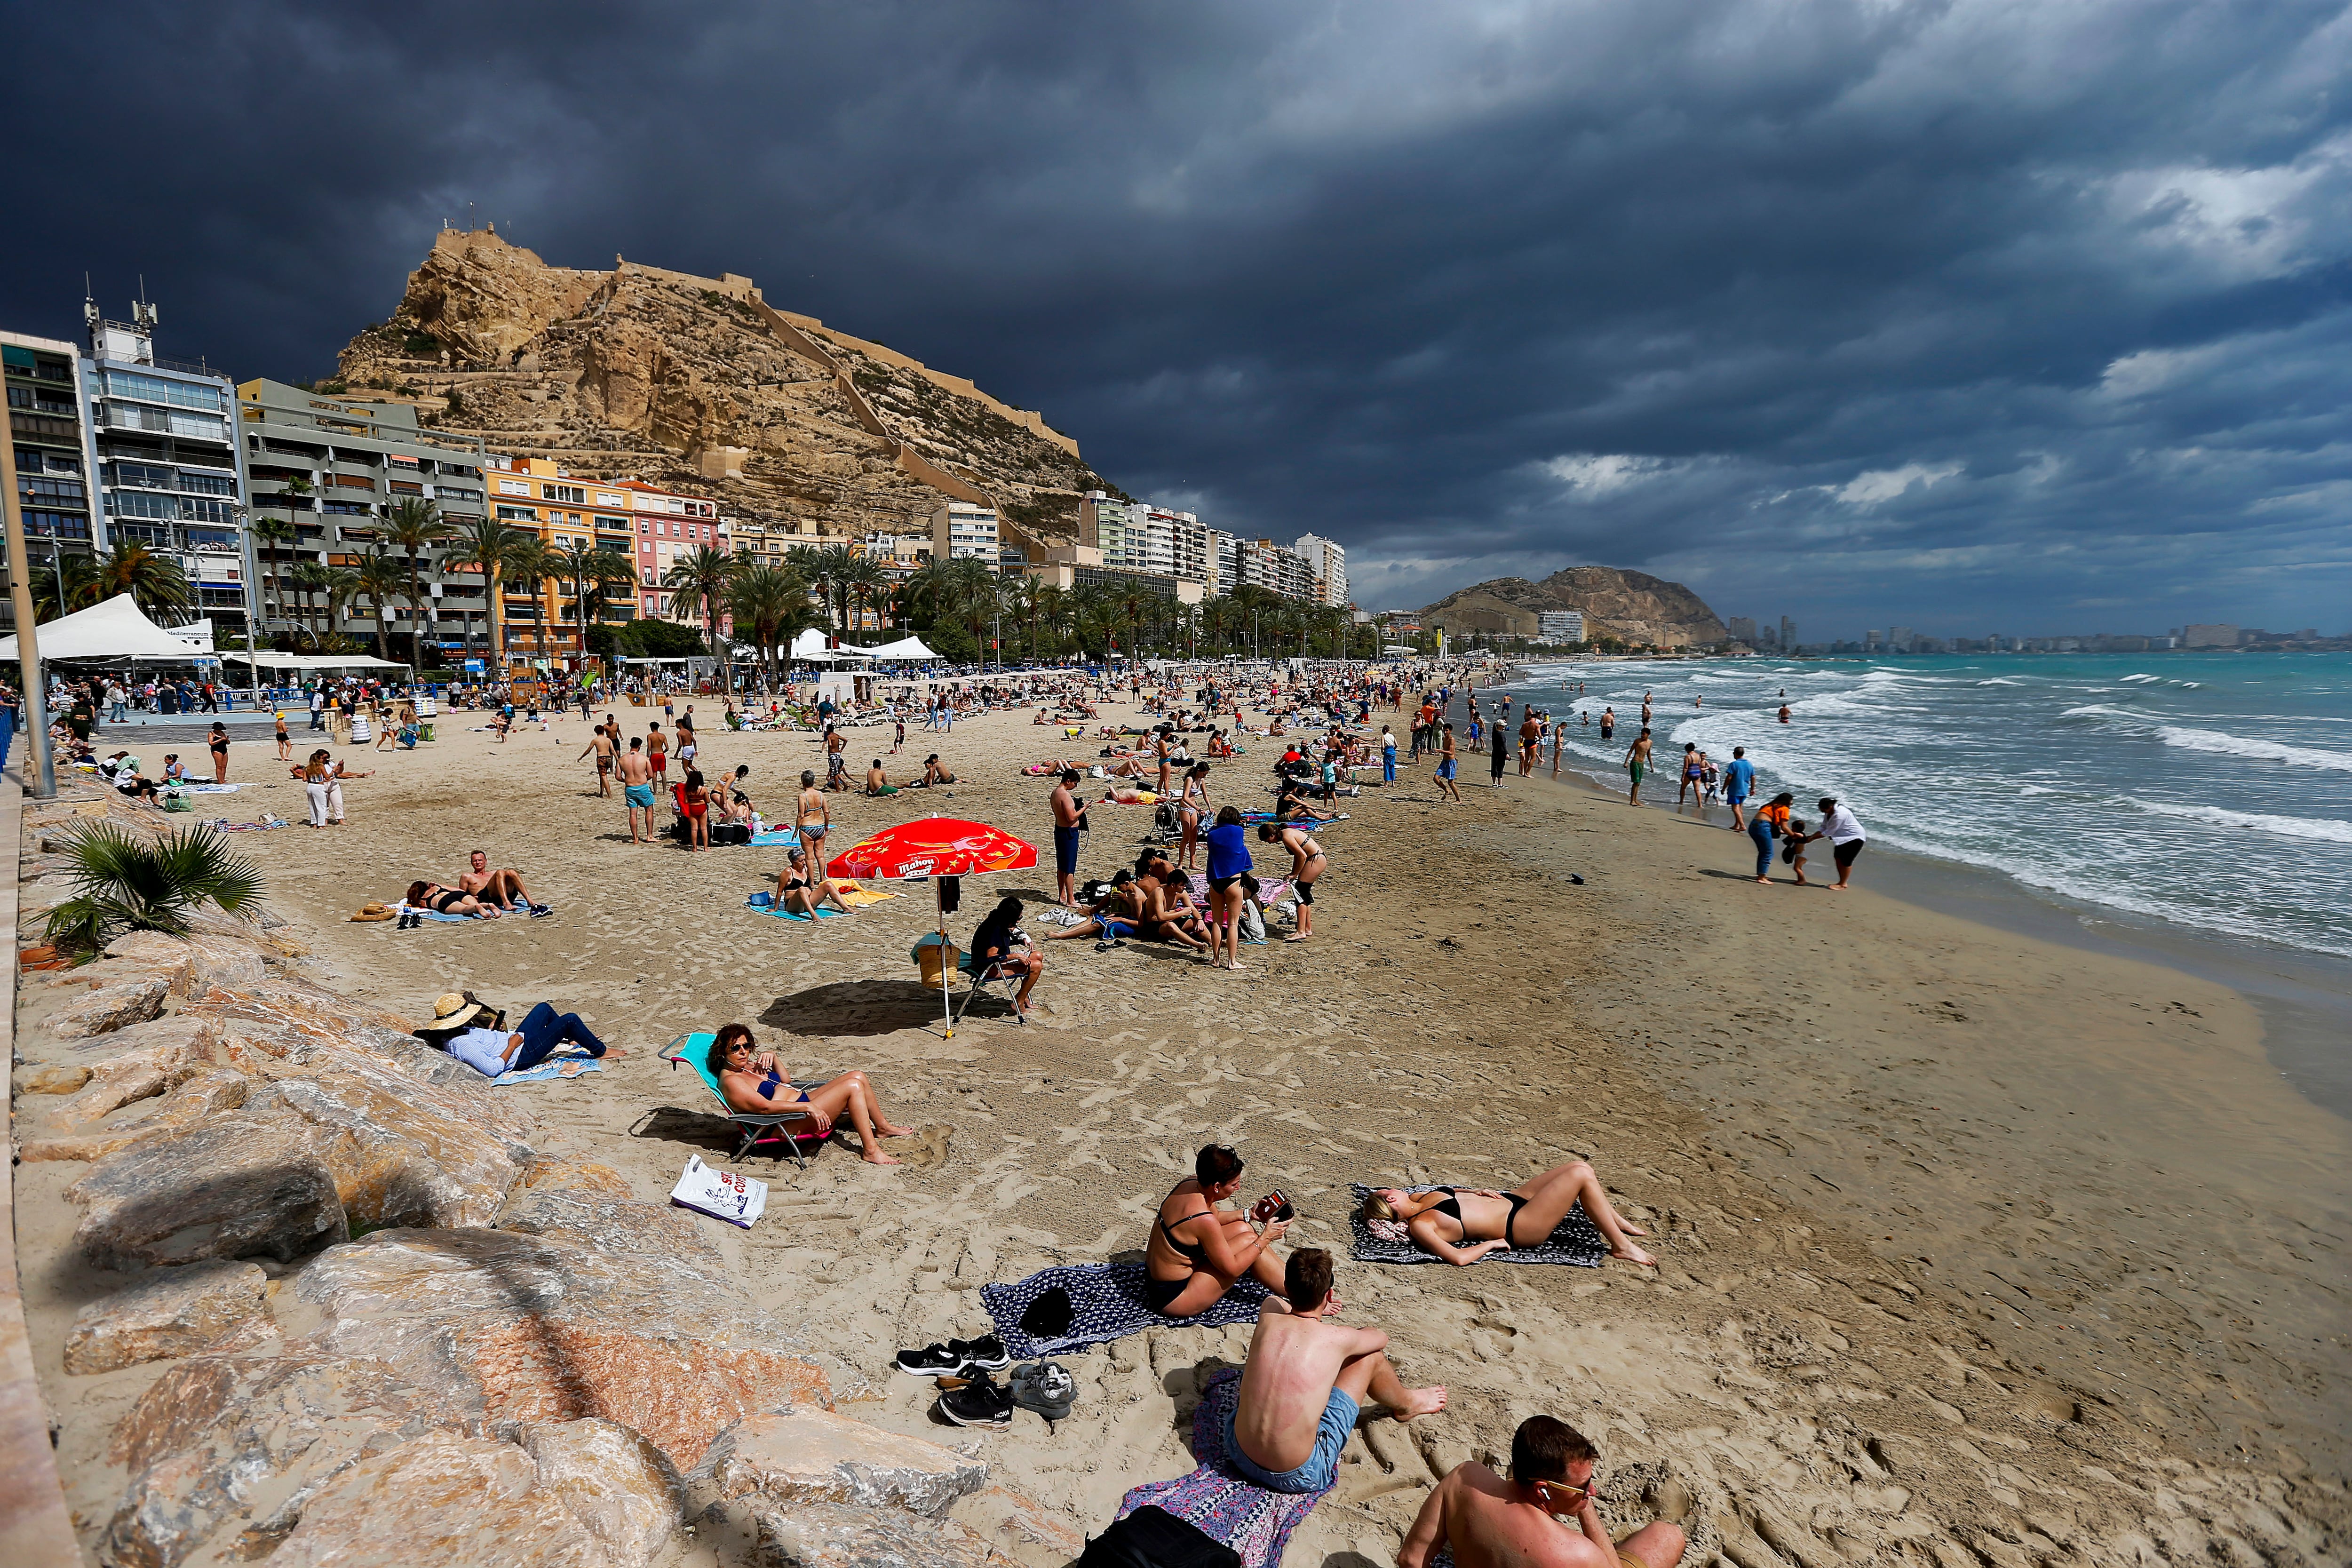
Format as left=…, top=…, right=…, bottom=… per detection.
left=825, top=817, right=1036, bottom=1037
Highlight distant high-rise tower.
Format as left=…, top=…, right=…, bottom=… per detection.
left=1779, top=615, right=1796, bottom=650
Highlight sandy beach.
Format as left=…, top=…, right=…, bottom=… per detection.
left=16, top=685, right=2348, bottom=1567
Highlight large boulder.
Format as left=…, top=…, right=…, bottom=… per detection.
left=104, top=1351, right=453, bottom=1568
left=63, top=1259, right=271, bottom=1373
left=736, top=1499, right=1001, bottom=1568
left=687, top=1407, right=986, bottom=1519
left=104, top=929, right=269, bottom=996
left=263, top=1072, right=530, bottom=1230
left=43, top=974, right=170, bottom=1037
left=494, top=1187, right=723, bottom=1270
left=523, top=1419, right=682, bottom=1568
left=264, top=1432, right=613, bottom=1568
left=294, top=1228, right=832, bottom=1468
left=69, top=1115, right=347, bottom=1269
left=20, top=1066, right=251, bottom=1164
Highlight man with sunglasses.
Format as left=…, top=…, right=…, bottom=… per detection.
left=1398, top=1415, right=1687, bottom=1568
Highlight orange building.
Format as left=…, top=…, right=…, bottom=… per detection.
left=483, top=456, right=726, bottom=661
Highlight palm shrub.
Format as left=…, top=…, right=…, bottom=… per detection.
left=44, top=822, right=265, bottom=953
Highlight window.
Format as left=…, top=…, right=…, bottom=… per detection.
left=108, top=491, right=178, bottom=519
left=24, top=510, right=90, bottom=539
left=387, top=454, right=421, bottom=470
left=181, top=497, right=236, bottom=525
left=497, top=478, right=531, bottom=496
left=595, top=514, right=627, bottom=530
left=322, top=500, right=372, bottom=516
left=100, top=369, right=222, bottom=412
left=175, top=471, right=238, bottom=496
left=594, top=491, right=623, bottom=507
left=496, top=505, right=537, bottom=522
left=168, top=412, right=227, bottom=440
left=541, top=483, right=584, bottom=504
left=389, top=480, right=422, bottom=495
left=105, top=461, right=171, bottom=490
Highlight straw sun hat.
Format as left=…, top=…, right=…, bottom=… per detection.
left=418, top=993, right=485, bottom=1030
left=349, top=902, right=394, bottom=923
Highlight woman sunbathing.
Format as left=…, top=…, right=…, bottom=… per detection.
left=779, top=847, right=853, bottom=915
left=709, top=1023, right=914, bottom=1166
left=1360, top=1158, right=1656, bottom=1267
left=1042, top=870, right=1144, bottom=945
left=1144, top=1142, right=1291, bottom=1316
left=405, top=879, right=500, bottom=918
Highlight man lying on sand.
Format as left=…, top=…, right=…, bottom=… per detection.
left=1400, top=1416, right=1687, bottom=1568
left=1362, top=1158, right=1656, bottom=1267
left=457, top=849, right=551, bottom=917
left=1227, top=1247, right=1446, bottom=1494
left=1145, top=1142, right=1290, bottom=1316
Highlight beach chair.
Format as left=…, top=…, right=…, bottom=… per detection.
left=659, top=1032, right=828, bottom=1167
left=910, top=935, right=1028, bottom=1027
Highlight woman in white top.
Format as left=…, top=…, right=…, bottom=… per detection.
left=1803, top=797, right=1867, bottom=890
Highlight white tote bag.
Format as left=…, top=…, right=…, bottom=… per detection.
left=668, top=1154, right=769, bottom=1228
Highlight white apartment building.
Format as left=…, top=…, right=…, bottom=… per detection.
left=1538, top=610, right=1585, bottom=643
left=933, top=499, right=1000, bottom=565
left=1294, top=533, right=1347, bottom=607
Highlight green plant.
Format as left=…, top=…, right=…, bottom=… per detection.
left=403, top=331, right=441, bottom=358
left=44, top=823, right=264, bottom=953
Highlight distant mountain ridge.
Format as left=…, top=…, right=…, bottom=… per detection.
left=1421, top=566, right=1725, bottom=648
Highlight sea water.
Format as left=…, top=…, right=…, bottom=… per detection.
left=1502, top=653, right=2352, bottom=961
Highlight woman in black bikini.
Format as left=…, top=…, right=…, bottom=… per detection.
left=1360, top=1158, right=1655, bottom=1267
left=1144, top=1143, right=1291, bottom=1317
left=708, top=1023, right=913, bottom=1166
left=403, top=880, right=498, bottom=918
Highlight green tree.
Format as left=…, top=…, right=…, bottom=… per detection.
left=445, top=516, right=532, bottom=669
left=723, top=562, right=821, bottom=687
left=661, top=544, right=743, bottom=683
left=556, top=541, right=636, bottom=668
left=351, top=549, right=408, bottom=663
left=499, top=535, right=557, bottom=663
left=85, top=541, right=195, bottom=622
left=43, top=821, right=263, bottom=954
left=251, top=515, right=296, bottom=640
left=382, top=496, right=457, bottom=666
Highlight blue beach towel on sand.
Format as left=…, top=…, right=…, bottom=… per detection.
left=746, top=893, right=850, bottom=921
left=747, top=828, right=800, bottom=847
left=488, top=1054, right=605, bottom=1087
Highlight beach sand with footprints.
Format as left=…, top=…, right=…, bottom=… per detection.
left=23, top=685, right=2345, bottom=1567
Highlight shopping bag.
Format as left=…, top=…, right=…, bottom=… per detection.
left=668, top=1154, right=769, bottom=1228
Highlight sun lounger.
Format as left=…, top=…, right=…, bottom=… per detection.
left=660, top=1031, right=828, bottom=1167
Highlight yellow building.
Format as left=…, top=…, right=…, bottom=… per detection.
left=483, top=456, right=725, bottom=658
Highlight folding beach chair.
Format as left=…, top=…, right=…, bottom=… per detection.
left=910, top=935, right=1028, bottom=1027
left=659, top=1032, right=829, bottom=1167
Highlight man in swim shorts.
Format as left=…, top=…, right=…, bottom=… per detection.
left=1227, top=1249, right=1446, bottom=1495
left=1622, top=727, right=1652, bottom=805
left=576, top=722, right=617, bottom=797
left=617, top=737, right=656, bottom=844
left=1050, top=767, right=1086, bottom=906
left=1398, top=1416, right=1688, bottom=1568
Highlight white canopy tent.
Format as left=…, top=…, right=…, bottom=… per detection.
left=847, top=635, right=939, bottom=662
left=220, top=652, right=411, bottom=672
left=0, top=594, right=214, bottom=663
left=787, top=629, right=876, bottom=663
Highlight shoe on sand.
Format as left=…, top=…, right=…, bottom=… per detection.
left=939, top=1372, right=1014, bottom=1428
left=949, top=1334, right=1010, bottom=1370
left=895, top=1343, right=962, bottom=1377
left=1009, top=1361, right=1076, bottom=1423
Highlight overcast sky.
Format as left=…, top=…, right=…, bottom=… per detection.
left=9, top=1, right=2349, bottom=636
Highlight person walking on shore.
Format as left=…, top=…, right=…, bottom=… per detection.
left=1488, top=728, right=1508, bottom=789
left=1381, top=724, right=1398, bottom=786
left=577, top=723, right=617, bottom=797
left=1436, top=723, right=1462, bottom=801
left=1722, top=746, right=1755, bottom=830
left=1804, top=797, right=1867, bottom=890
left=618, top=738, right=655, bottom=843
left=1622, top=728, right=1652, bottom=805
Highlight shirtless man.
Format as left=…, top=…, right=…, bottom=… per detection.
left=646, top=722, right=668, bottom=783
left=1436, top=722, right=1463, bottom=802
left=617, top=737, right=656, bottom=844
left=1400, top=1417, right=1687, bottom=1568
left=458, top=849, right=550, bottom=917
left=577, top=723, right=617, bottom=797
left=1225, top=1249, right=1445, bottom=1495
left=1622, top=727, right=1653, bottom=806
left=1049, top=767, right=1086, bottom=906
left=1518, top=713, right=1542, bottom=776
left=864, top=759, right=899, bottom=796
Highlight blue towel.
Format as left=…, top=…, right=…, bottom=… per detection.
left=396, top=904, right=476, bottom=923
left=747, top=828, right=800, bottom=846
left=488, top=1055, right=605, bottom=1087
left=746, top=893, right=850, bottom=920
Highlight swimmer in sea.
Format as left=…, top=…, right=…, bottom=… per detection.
left=1778, top=704, right=1792, bottom=724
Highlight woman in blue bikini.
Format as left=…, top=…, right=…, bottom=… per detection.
left=1360, top=1158, right=1655, bottom=1267
left=709, top=1023, right=914, bottom=1166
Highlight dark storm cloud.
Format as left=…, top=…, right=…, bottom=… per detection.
left=9, top=0, right=2349, bottom=634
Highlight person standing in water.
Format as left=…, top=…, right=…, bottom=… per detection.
left=1622, top=727, right=1652, bottom=805
left=1599, top=707, right=1615, bottom=743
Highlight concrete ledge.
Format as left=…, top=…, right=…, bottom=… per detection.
left=0, top=769, right=82, bottom=1563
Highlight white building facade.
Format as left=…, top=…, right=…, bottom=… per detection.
left=1293, top=533, right=1348, bottom=606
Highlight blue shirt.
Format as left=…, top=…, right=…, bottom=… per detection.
left=446, top=1027, right=516, bottom=1078
left=1205, top=822, right=1252, bottom=880
left=1724, top=758, right=1756, bottom=797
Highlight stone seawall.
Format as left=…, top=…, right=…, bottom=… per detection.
left=8, top=780, right=1074, bottom=1567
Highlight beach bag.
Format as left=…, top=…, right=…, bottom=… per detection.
left=1153, top=803, right=1177, bottom=832
left=712, top=822, right=751, bottom=846
left=1080, top=1507, right=1240, bottom=1568
left=1019, top=1285, right=1075, bottom=1341
left=669, top=1154, right=769, bottom=1228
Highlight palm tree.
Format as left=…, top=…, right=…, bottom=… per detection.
left=445, top=515, right=532, bottom=669
left=33, top=551, right=95, bottom=621
left=43, top=820, right=263, bottom=955
left=662, top=544, right=742, bottom=682
left=84, top=541, right=195, bottom=622
left=724, top=562, right=821, bottom=688
left=351, top=549, right=407, bottom=663
left=788, top=542, right=860, bottom=633
left=382, top=497, right=457, bottom=667
left=556, top=541, right=636, bottom=665
left=841, top=555, right=891, bottom=644
left=500, top=535, right=556, bottom=663
left=285, top=560, right=328, bottom=647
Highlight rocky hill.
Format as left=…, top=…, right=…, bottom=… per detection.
left=1422, top=566, right=1726, bottom=648
left=333, top=228, right=1120, bottom=550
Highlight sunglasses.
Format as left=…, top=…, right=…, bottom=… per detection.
left=1533, top=1478, right=1593, bottom=1512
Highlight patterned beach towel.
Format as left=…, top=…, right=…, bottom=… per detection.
left=979, top=1261, right=1269, bottom=1360
left=1113, top=1368, right=1332, bottom=1568
left=1347, top=1183, right=1608, bottom=1267
left=488, top=1055, right=605, bottom=1087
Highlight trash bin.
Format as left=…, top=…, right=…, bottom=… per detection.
left=911, top=935, right=962, bottom=991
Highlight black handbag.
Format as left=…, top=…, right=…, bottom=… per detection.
left=1079, top=1506, right=1240, bottom=1568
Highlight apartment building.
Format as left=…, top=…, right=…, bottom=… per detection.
left=81, top=303, right=259, bottom=641
left=239, top=378, right=487, bottom=656
left=485, top=455, right=724, bottom=643
left=1537, top=610, right=1585, bottom=643
left=1293, top=533, right=1348, bottom=607
left=934, top=499, right=1000, bottom=565
left=3, top=330, right=100, bottom=630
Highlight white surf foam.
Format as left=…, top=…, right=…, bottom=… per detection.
left=2155, top=725, right=2352, bottom=773
left=2125, top=798, right=2352, bottom=844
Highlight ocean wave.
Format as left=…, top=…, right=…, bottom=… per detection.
left=1977, top=677, right=2025, bottom=686
left=2155, top=726, right=2352, bottom=772
left=2124, top=798, right=2352, bottom=844
left=2121, top=673, right=2161, bottom=683
left=2018, top=784, right=2054, bottom=795
left=2060, top=703, right=2144, bottom=722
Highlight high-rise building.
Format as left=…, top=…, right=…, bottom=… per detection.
left=3, top=329, right=100, bottom=630
left=1537, top=610, right=1585, bottom=644
left=1294, top=533, right=1348, bottom=606
left=1727, top=616, right=1756, bottom=644
left=238, top=379, right=489, bottom=659
left=1887, top=626, right=1914, bottom=652
left=934, top=499, right=1000, bottom=565
left=2181, top=623, right=2239, bottom=648
left=1779, top=615, right=1796, bottom=650
left=83, top=299, right=258, bottom=642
